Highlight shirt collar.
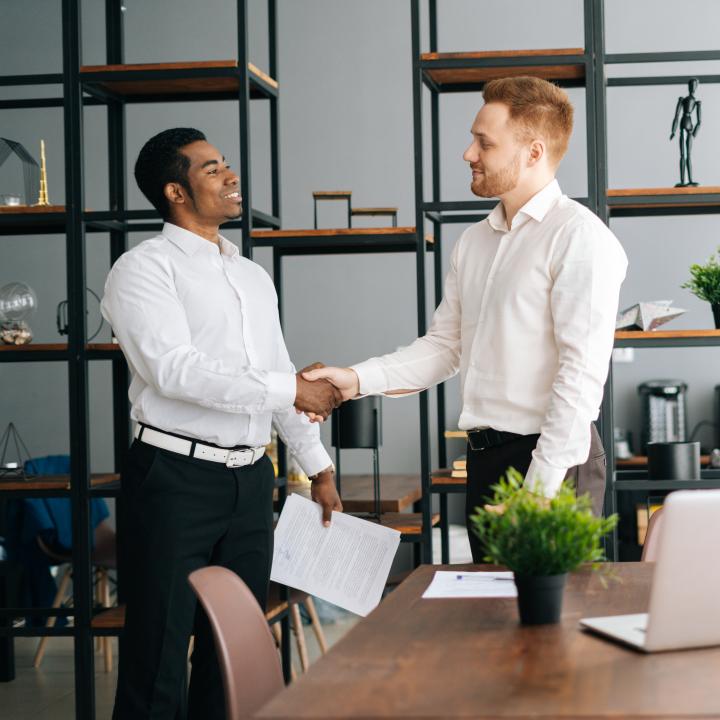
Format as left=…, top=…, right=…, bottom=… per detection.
left=162, top=222, right=239, bottom=258
left=486, top=178, right=562, bottom=232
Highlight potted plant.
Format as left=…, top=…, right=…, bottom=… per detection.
left=682, top=248, right=720, bottom=328
left=470, top=468, right=618, bottom=626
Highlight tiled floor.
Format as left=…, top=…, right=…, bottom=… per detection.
left=1, top=615, right=358, bottom=720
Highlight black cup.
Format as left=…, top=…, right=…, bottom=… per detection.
left=647, top=441, right=700, bottom=481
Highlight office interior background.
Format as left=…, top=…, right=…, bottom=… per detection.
left=1, top=0, right=720, bottom=716
left=3, top=0, right=720, bottom=484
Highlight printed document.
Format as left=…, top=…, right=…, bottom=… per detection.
left=271, top=494, right=401, bottom=616
left=422, top=570, right=518, bottom=599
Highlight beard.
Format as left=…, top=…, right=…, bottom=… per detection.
left=470, top=152, right=521, bottom=198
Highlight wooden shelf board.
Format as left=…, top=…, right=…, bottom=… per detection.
left=0, top=343, right=66, bottom=352
left=351, top=207, right=398, bottom=215
left=79, top=60, right=277, bottom=99
left=608, top=186, right=720, bottom=197
left=0, top=473, right=119, bottom=491
left=0, top=343, right=121, bottom=352
left=422, top=49, right=585, bottom=87
left=375, top=512, right=440, bottom=535
left=251, top=227, right=434, bottom=253
left=422, top=48, right=585, bottom=61
left=0, top=205, right=65, bottom=214
left=615, top=329, right=720, bottom=341
left=431, top=469, right=467, bottom=487
left=616, top=455, right=710, bottom=469
left=252, top=227, right=416, bottom=239
left=312, top=190, right=352, bottom=198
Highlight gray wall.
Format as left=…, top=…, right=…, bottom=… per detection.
left=2, top=0, right=720, bottom=487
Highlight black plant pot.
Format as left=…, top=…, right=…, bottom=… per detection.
left=513, top=573, right=568, bottom=625
left=712, top=304, right=720, bottom=330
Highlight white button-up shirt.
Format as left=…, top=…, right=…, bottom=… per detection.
left=101, top=222, right=332, bottom=477
left=352, top=180, right=628, bottom=496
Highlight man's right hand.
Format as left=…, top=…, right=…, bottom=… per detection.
left=294, top=371, right=343, bottom=421
left=302, top=366, right=360, bottom=401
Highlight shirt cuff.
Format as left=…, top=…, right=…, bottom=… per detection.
left=351, top=359, right=388, bottom=395
left=264, top=371, right=297, bottom=412
left=523, top=458, right=567, bottom=498
left=295, top=444, right=334, bottom=479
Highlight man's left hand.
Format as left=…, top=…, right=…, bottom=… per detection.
left=311, top=468, right=343, bottom=526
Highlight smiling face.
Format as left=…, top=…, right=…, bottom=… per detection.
left=462, top=102, right=526, bottom=198
left=165, top=140, right=242, bottom=226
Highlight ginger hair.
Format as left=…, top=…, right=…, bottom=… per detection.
left=483, top=76, right=574, bottom=166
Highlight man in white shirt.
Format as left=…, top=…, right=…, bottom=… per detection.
left=102, top=128, right=341, bottom=720
left=304, top=77, right=627, bottom=561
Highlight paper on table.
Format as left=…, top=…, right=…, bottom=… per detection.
left=422, top=570, right=518, bottom=599
left=270, top=494, right=401, bottom=617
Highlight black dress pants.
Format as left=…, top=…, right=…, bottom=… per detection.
left=465, top=424, right=606, bottom=563
left=113, top=440, right=275, bottom=720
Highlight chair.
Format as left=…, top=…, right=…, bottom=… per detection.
left=33, top=517, right=117, bottom=671
left=641, top=506, right=665, bottom=562
left=266, top=581, right=328, bottom=674
left=188, top=566, right=283, bottom=719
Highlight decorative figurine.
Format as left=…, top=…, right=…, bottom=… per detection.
left=34, top=139, right=50, bottom=206
left=670, top=78, right=701, bottom=187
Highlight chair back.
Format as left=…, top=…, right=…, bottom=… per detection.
left=641, top=506, right=664, bottom=562
left=188, top=566, right=283, bottom=719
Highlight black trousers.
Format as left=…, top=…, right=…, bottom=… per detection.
left=465, top=424, right=607, bottom=563
left=113, top=440, right=275, bottom=720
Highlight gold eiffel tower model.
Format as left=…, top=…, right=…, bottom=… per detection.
left=34, top=139, right=50, bottom=206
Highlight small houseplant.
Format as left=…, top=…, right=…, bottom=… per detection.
left=470, top=468, right=618, bottom=625
left=682, top=248, right=720, bottom=328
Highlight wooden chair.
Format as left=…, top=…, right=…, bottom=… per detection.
left=641, top=506, right=665, bottom=562
left=33, top=519, right=116, bottom=671
left=265, top=582, right=328, bottom=674
left=188, top=566, right=283, bottom=719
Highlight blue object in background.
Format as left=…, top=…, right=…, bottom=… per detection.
left=5, top=455, right=110, bottom=625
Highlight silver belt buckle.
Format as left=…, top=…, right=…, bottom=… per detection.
left=225, top=449, right=248, bottom=468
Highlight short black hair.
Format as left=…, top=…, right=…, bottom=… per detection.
left=134, top=128, right=206, bottom=221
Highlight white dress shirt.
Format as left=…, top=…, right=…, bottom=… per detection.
left=101, top=222, right=332, bottom=477
left=352, top=180, right=628, bottom=497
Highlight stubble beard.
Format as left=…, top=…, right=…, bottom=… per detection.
left=470, top=152, right=522, bottom=198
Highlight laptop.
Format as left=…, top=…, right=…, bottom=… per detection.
left=580, top=489, right=720, bottom=652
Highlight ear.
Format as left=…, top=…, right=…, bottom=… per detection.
left=163, top=182, right=186, bottom=208
left=527, top=139, right=545, bottom=167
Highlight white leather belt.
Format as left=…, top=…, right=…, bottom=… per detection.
left=134, top=425, right=265, bottom=468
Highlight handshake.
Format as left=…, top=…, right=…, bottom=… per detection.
left=294, top=362, right=360, bottom=422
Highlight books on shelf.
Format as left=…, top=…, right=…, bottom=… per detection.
left=451, top=455, right=467, bottom=478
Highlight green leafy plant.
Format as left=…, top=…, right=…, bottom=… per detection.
left=682, top=248, right=720, bottom=305
left=469, top=468, right=618, bottom=576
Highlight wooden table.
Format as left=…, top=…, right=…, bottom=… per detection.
left=257, top=563, right=720, bottom=719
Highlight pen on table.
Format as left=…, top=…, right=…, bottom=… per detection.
left=455, top=573, right=514, bottom=581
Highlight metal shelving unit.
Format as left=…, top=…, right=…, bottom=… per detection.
left=0, top=0, right=282, bottom=716
left=592, top=2, right=720, bottom=560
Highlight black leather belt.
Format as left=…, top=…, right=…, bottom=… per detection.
left=467, top=428, right=524, bottom=452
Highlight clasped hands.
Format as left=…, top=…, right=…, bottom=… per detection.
left=293, top=362, right=358, bottom=422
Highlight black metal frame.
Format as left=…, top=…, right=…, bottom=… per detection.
left=0, top=0, right=286, bottom=714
